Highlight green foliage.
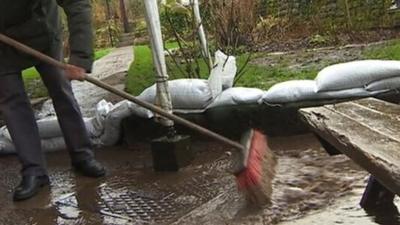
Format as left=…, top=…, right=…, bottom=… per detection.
left=22, top=68, right=48, bottom=98
left=261, top=0, right=394, bottom=34
left=158, top=0, right=212, bottom=79
left=235, top=65, right=317, bottom=90
left=126, top=45, right=154, bottom=95
left=95, top=48, right=113, bottom=60
left=254, top=16, right=289, bottom=41
left=309, top=34, right=331, bottom=46
left=95, top=20, right=121, bottom=48
left=160, top=1, right=192, bottom=39
left=362, top=40, right=400, bottom=60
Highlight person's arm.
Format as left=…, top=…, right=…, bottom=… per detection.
left=58, top=0, right=94, bottom=73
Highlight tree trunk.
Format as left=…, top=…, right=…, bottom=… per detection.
left=119, top=0, right=130, bottom=33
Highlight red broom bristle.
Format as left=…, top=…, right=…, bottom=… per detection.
left=235, top=129, right=276, bottom=206
left=236, top=130, right=267, bottom=190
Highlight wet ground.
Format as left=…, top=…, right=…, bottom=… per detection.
left=0, top=134, right=398, bottom=225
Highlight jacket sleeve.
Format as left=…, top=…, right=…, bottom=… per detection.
left=58, top=0, right=94, bottom=72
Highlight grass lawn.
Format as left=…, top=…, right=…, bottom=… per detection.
left=362, top=39, right=400, bottom=60
left=22, top=48, right=113, bottom=99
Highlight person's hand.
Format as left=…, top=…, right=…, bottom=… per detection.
left=64, top=64, right=86, bottom=81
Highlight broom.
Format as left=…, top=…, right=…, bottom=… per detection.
left=0, top=33, right=277, bottom=206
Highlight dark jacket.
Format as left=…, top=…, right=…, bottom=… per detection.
left=0, top=0, right=94, bottom=73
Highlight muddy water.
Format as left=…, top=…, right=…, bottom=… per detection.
left=0, top=134, right=398, bottom=225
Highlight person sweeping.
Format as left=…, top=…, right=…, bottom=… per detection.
left=1, top=0, right=277, bottom=207
left=0, top=0, right=105, bottom=201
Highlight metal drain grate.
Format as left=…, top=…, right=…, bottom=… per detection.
left=56, top=171, right=229, bottom=224
left=98, top=173, right=222, bottom=224
left=99, top=187, right=178, bottom=223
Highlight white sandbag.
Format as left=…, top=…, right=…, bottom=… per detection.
left=2, top=117, right=98, bottom=140
left=316, top=60, right=400, bottom=92
left=99, top=100, right=153, bottom=146
left=366, top=77, right=400, bottom=91
left=0, top=136, right=67, bottom=155
left=207, top=87, right=264, bottom=108
left=215, top=50, right=237, bottom=89
left=207, top=65, right=223, bottom=99
left=139, top=79, right=213, bottom=109
left=261, top=80, right=317, bottom=103
left=0, top=127, right=15, bottom=155
left=40, top=137, right=68, bottom=153
left=207, top=50, right=237, bottom=97
left=261, top=80, right=376, bottom=104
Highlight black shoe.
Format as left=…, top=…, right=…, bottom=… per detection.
left=13, top=175, right=50, bottom=201
left=73, top=159, right=106, bottom=178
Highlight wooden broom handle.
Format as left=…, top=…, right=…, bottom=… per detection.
left=0, top=33, right=244, bottom=150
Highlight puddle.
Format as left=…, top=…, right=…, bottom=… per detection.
left=0, top=134, right=398, bottom=224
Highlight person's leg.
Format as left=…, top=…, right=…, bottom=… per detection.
left=35, top=61, right=94, bottom=164
left=0, top=71, right=49, bottom=201
left=35, top=44, right=104, bottom=177
left=0, top=72, right=47, bottom=176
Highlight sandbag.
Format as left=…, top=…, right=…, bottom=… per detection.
left=261, top=80, right=317, bottom=103
left=0, top=137, right=69, bottom=154
left=208, top=50, right=237, bottom=98
left=0, top=138, right=15, bottom=155
left=215, top=50, right=237, bottom=89
left=0, top=127, right=15, bottom=154
left=2, top=117, right=98, bottom=140
left=366, top=77, right=400, bottom=91
left=99, top=100, right=153, bottom=146
left=139, top=79, right=213, bottom=109
left=0, top=124, right=68, bottom=154
left=207, top=87, right=264, bottom=108
left=261, top=80, right=376, bottom=104
left=3, top=99, right=113, bottom=141
left=316, top=60, right=400, bottom=92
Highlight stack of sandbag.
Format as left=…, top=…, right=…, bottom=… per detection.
left=0, top=99, right=154, bottom=154
left=260, top=60, right=400, bottom=104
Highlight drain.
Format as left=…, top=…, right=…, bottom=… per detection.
left=97, top=173, right=222, bottom=224
left=55, top=156, right=232, bottom=224
left=99, top=187, right=179, bottom=223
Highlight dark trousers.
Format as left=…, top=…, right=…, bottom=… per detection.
left=0, top=48, right=94, bottom=176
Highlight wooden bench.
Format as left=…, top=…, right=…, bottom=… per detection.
left=299, top=97, right=400, bottom=209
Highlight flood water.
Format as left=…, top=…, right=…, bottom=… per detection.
left=0, top=134, right=398, bottom=225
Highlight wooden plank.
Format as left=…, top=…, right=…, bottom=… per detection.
left=326, top=102, right=400, bottom=143
left=355, top=98, right=400, bottom=116
left=300, top=105, right=400, bottom=196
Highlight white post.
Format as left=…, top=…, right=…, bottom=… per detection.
left=143, top=0, right=174, bottom=127
left=192, top=0, right=213, bottom=68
